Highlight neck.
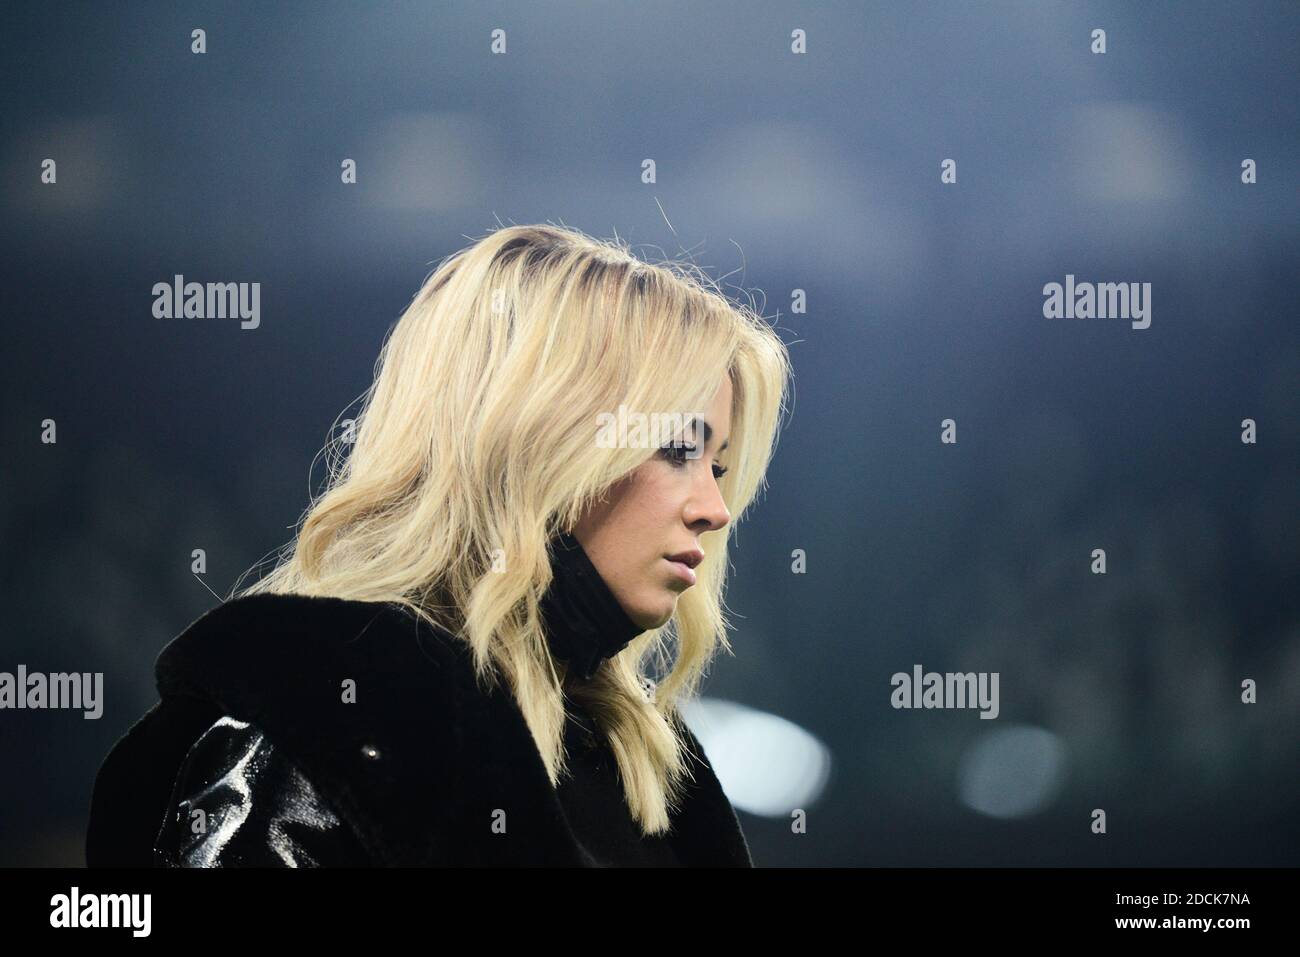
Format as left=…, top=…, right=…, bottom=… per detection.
left=539, top=531, right=644, bottom=680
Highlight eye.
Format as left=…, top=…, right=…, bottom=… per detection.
left=659, top=442, right=696, bottom=467
left=659, top=443, right=729, bottom=480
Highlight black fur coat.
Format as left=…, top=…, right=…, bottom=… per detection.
left=85, top=592, right=753, bottom=867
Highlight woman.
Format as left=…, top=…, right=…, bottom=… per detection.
left=85, top=223, right=791, bottom=867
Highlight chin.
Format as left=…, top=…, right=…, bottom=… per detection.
left=631, top=595, right=678, bottom=631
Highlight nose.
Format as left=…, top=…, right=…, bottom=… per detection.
left=683, top=469, right=731, bottom=533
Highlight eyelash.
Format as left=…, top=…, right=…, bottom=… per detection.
left=660, top=443, right=729, bottom=479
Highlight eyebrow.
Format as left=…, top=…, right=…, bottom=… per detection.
left=699, top=420, right=730, bottom=452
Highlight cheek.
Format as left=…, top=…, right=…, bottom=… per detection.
left=579, top=463, right=688, bottom=580
left=639, top=456, right=690, bottom=494
left=623, top=464, right=687, bottom=529
left=575, top=471, right=653, bottom=548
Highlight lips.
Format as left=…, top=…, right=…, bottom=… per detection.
left=664, top=558, right=698, bottom=587
left=665, top=550, right=704, bottom=570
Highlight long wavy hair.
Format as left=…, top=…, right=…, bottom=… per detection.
left=234, top=223, right=792, bottom=834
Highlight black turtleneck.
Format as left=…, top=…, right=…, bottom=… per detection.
left=530, top=531, right=687, bottom=865
left=538, top=531, right=645, bottom=680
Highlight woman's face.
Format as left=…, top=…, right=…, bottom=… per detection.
left=573, top=373, right=733, bottom=631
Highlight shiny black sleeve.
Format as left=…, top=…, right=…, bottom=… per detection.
left=152, top=715, right=372, bottom=867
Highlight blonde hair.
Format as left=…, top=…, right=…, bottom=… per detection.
left=234, top=223, right=792, bottom=834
